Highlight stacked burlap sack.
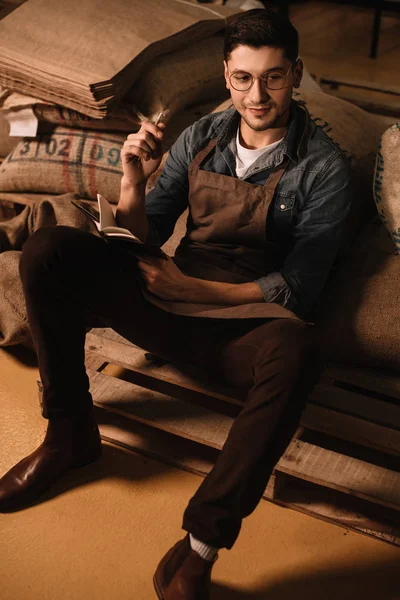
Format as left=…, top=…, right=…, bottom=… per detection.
left=0, top=24, right=230, bottom=129
left=0, top=27, right=232, bottom=202
left=0, top=0, right=233, bottom=118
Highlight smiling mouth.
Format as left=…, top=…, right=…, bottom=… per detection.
left=247, top=107, right=272, bottom=114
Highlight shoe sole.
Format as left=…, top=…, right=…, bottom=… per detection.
left=152, top=574, right=163, bottom=600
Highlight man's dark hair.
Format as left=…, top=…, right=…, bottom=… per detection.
left=223, top=9, right=299, bottom=63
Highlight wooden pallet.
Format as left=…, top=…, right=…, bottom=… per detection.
left=83, top=327, right=400, bottom=547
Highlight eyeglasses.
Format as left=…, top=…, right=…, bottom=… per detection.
left=228, top=65, right=294, bottom=92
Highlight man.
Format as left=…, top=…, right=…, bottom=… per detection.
left=0, top=9, right=351, bottom=599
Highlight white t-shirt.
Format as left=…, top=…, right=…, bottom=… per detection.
left=235, top=127, right=283, bottom=179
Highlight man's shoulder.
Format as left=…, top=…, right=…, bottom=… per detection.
left=304, top=108, right=350, bottom=167
left=291, top=118, right=351, bottom=184
left=183, top=106, right=236, bottom=151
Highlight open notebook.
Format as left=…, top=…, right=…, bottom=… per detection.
left=72, top=194, right=167, bottom=259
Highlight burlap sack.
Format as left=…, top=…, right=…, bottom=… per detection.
left=296, top=91, right=393, bottom=245
left=0, top=251, right=30, bottom=347
left=127, top=33, right=228, bottom=123
left=0, top=87, right=140, bottom=133
left=0, top=0, right=231, bottom=118
left=373, top=123, right=400, bottom=253
left=286, top=93, right=399, bottom=368
left=0, top=123, right=172, bottom=203
left=0, top=128, right=126, bottom=203
left=0, top=32, right=229, bottom=130
left=0, top=193, right=98, bottom=347
left=35, top=105, right=140, bottom=133
left=293, top=90, right=387, bottom=154
left=314, top=219, right=399, bottom=371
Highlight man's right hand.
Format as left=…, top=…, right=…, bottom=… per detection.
left=121, top=120, right=166, bottom=187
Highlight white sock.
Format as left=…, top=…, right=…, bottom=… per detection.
left=189, top=533, right=219, bottom=562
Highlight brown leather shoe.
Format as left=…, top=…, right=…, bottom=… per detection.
left=0, top=412, right=102, bottom=512
left=153, top=534, right=217, bottom=599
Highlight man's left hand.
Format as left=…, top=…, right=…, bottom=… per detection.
left=137, top=255, right=190, bottom=301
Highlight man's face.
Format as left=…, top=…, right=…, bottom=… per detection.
left=224, top=45, right=302, bottom=132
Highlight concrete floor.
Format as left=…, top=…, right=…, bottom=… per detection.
left=1, top=346, right=399, bottom=600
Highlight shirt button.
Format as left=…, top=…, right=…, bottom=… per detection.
left=280, top=204, right=286, bottom=209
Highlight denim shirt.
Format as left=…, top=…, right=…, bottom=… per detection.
left=145, top=99, right=352, bottom=318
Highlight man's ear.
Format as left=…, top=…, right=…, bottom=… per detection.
left=293, top=57, right=303, bottom=89
left=223, top=60, right=230, bottom=90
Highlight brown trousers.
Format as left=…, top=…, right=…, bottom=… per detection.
left=19, top=225, right=322, bottom=549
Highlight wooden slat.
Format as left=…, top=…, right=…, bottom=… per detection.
left=310, top=383, right=400, bottom=430
left=326, top=363, right=400, bottom=402
left=265, top=474, right=400, bottom=547
left=277, top=439, right=400, bottom=511
left=94, top=406, right=219, bottom=478
left=302, top=404, right=400, bottom=456
left=88, top=368, right=233, bottom=450
left=85, top=350, right=108, bottom=372
left=85, top=328, right=245, bottom=407
left=101, top=362, right=241, bottom=418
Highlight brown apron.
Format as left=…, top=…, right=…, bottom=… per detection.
left=141, top=138, right=302, bottom=323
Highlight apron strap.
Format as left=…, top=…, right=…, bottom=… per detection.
left=263, top=157, right=290, bottom=193
left=188, top=139, right=217, bottom=175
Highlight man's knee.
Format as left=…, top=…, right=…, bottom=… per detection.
left=254, top=318, right=321, bottom=376
left=269, top=318, right=318, bottom=348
